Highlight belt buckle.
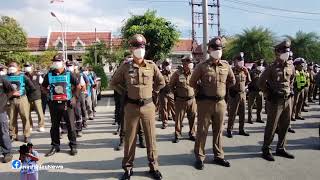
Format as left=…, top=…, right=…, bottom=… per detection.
left=138, top=99, right=144, bottom=106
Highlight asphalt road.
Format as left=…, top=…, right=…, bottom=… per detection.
left=0, top=97, right=319, bottom=180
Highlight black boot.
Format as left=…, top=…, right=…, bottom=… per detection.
left=2, top=153, right=13, bottom=163
left=45, top=147, right=60, bottom=157
left=213, top=158, right=230, bottom=167
left=226, top=130, right=233, bottom=138
left=115, top=138, right=124, bottom=151
left=288, top=128, right=296, bottom=133
left=139, top=136, right=146, bottom=148
left=70, top=147, right=78, bottom=156
left=149, top=170, right=163, bottom=180
left=262, top=151, right=275, bottom=161
left=172, top=136, right=180, bottom=143
left=194, top=160, right=204, bottom=170
left=275, top=149, right=295, bottom=159
left=239, top=130, right=250, bottom=136
left=256, top=114, right=264, bottom=123
left=120, top=170, right=133, bottom=180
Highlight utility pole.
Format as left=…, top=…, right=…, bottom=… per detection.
left=94, top=27, right=97, bottom=65
left=190, top=0, right=220, bottom=59
left=202, top=0, right=208, bottom=57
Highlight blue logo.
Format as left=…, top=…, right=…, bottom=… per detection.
left=11, top=160, right=21, bottom=169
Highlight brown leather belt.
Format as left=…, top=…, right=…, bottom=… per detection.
left=127, top=97, right=153, bottom=106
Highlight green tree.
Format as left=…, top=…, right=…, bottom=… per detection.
left=285, top=31, right=320, bottom=63
left=83, top=41, right=111, bottom=66
left=121, top=10, right=180, bottom=61
left=224, top=26, right=275, bottom=62
left=0, top=16, right=27, bottom=64
left=37, top=50, right=58, bottom=68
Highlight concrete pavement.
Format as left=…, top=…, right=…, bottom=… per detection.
left=0, top=97, right=319, bottom=180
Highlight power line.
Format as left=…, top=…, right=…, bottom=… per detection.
left=224, top=0, right=320, bottom=15
left=222, top=4, right=320, bottom=21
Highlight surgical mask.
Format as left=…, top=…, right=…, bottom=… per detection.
left=24, top=66, right=32, bottom=72
left=0, top=71, right=6, bottom=76
left=236, top=61, right=244, bottom=67
left=188, top=63, right=194, bottom=70
left=84, top=71, right=89, bottom=75
left=165, top=65, right=171, bottom=71
left=52, top=61, right=64, bottom=69
left=210, top=50, right=222, bottom=60
left=256, top=65, right=265, bottom=72
left=67, top=66, right=74, bottom=72
left=133, top=48, right=145, bottom=59
left=279, top=52, right=290, bottom=62
left=8, top=67, right=17, bottom=74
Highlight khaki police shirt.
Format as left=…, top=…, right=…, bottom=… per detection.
left=231, top=66, right=251, bottom=92
left=258, top=60, right=295, bottom=97
left=109, top=59, right=165, bottom=100
left=189, top=59, right=236, bottom=97
left=169, top=68, right=195, bottom=98
left=249, top=69, right=262, bottom=91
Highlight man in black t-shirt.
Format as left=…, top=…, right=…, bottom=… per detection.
left=42, top=55, right=80, bottom=157
left=0, top=67, right=15, bottom=163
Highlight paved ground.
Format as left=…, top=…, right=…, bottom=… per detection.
left=0, top=97, right=319, bottom=180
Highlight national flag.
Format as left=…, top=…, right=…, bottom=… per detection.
left=50, top=0, right=64, bottom=3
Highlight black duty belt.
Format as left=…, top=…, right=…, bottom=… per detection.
left=196, top=95, right=225, bottom=101
left=127, top=97, right=153, bottom=106
left=175, top=95, right=195, bottom=101
left=10, top=95, right=25, bottom=100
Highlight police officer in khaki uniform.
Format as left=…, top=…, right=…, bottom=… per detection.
left=191, top=37, right=235, bottom=169
left=248, top=61, right=265, bottom=124
left=258, top=40, right=295, bottom=161
left=227, top=53, right=251, bottom=138
left=110, top=34, right=165, bottom=180
left=308, top=63, right=316, bottom=103
left=159, top=59, right=175, bottom=129
left=169, top=55, right=197, bottom=143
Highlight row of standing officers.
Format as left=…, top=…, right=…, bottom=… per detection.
left=110, top=34, right=317, bottom=180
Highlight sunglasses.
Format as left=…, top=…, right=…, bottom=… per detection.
left=131, top=42, right=146, bottom=48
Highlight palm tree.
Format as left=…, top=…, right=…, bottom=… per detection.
left=285, top=31, right=320, bottom=62
left=224, top=26, right=275, bottom=62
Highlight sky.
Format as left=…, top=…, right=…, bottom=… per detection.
left=0, top=0, right=320, bottom=40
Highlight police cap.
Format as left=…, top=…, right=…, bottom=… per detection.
left=129, top=34, right=146, bottom=48
left=275, top=40, right=291, bottom=53
left=208, top=37, right=223, bottom=50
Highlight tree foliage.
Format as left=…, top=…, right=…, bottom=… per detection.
left=285, top=31, right=320, bottom=63
left=121, top=10, right=180, bottom=61
left=223, top=26, right=275, bottom=62
left=83, top=41, right=111, bottom=66
left=0, top=16, right=27, bottom=64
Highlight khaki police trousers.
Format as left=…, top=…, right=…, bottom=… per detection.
left=159, top=93, right=175, bottom=126
left=292, top=90, right=304, bottom=119
left=122, top=102, right=158, bottom=171
left=8, top=96, right=31, bottom=138
left=248, top=91, right=263, bottom=122
left=262, top=98, right=291, bottom=152
left=174, top=98, right=196, bottom=137
left=227, top=92, right=246, bottom=131
left=194, top=99, right=226, bottom=161
left=29, top=99, right=45, bottom=128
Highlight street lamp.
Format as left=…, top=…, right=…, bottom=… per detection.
left=50, top=12, right=67, bottom=61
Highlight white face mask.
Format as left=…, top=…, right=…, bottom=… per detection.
left=67, top=66, right=75, bottom=72
left=165, top=65, right=171, bottom=71
left=25, top=66, right=32, bottom=73
left=0, top=71, right=6, bottom=76
left=84, top=71, right=89, bottom=75
left=256, top=65, right=265, bottom=72
left=279, top=52, right=290, bottom=62
left=52, top=61, right=64, bottom=69
left=236, top=60, right=244, bottom=67
left=133, top=48, right=145, bottom=59
left=188, top=63, right=194, bottom=70
left=8, top=67, right=18, bottom=74
left=210, top=50, right=222, bottom=60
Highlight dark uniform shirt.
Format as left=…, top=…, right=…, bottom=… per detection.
left=25, top=72, right=42, bottom=101
left=0, top=76, right=14, bottom=112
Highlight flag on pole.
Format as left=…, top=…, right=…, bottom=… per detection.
left=50, top=0, right=64, bottom=3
